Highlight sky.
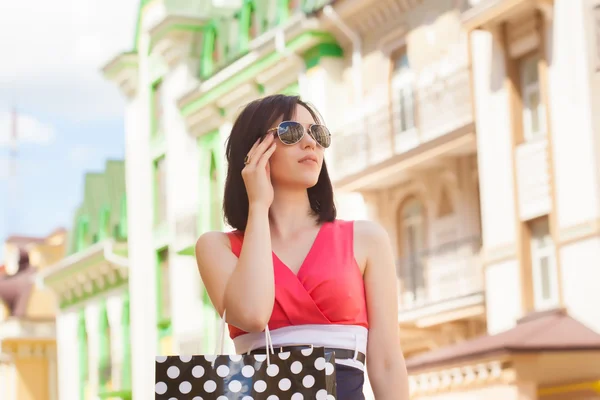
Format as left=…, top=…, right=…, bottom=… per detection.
left=0, top=0, right=139, bottom=260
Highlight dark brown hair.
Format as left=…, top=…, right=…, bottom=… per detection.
left=223, top=94, right=336, bottom=231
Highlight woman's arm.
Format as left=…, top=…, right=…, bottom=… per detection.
left=195, top=204, right=274, bottom=332
left=356, top=220, right=409, bottom=400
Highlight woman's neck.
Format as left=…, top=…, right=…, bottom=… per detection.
left=269, top=187, right=316, bottom=238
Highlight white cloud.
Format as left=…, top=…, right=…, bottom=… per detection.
left=0, top=0, right=139, bottom=121
left=0, top=111, right=56, bottom=147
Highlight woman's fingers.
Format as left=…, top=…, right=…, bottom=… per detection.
left=256, top=142, right=276, bottom=168
left=245, top=138, right=260, bottom=161
left=246, top=134, right=274, bottom=166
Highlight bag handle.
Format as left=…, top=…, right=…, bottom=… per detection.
left=215, top=310, right=275, bottom=366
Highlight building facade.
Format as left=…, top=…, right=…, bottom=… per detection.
left=0, top=230, right=66, bottom=400
left=40, top=160, right=131, bottom=400
left=101, top=0, right=600, bottom=399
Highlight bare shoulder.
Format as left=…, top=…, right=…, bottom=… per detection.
left=195, top=231, right=235, bottom=268
left=353, top=219, right=390, bottom=246
left=195, top=231, right=232, bottom=253
left=352, top=220, right=391, bottom=271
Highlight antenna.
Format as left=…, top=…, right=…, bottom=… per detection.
left=6, top=106, right=18, bottom=237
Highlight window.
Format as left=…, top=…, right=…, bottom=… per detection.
left=98, top=308, right=112, bottom=389
left=212, top=30, right=221, bottom=64
left=392, top=53, right=416, bottom=133
left=266, top=0, right=278, bottom=25
left=249, top=5, right=259, bottom=40
left=288, top=0, right=300, bottom=13
left=398, top=198, right=426, bottom=306
left=158, top=249, right=171, bottom=322
left=152, top=81, right=164, bottom=137
left=209, top=152, right=221, bottom=230
left=228, top=16, right=240, bottom=57
left=520, top=54, right=545, bottom=141
left=438, top=186, right=454, bottom=217
left=77, top=216, right=90, bottom=251
left=529, top=217, right=558, bottom=309
left=154, top=157, right=167, bottom=228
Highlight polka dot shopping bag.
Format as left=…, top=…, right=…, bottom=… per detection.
left=155, top=311, right=337, bottom=399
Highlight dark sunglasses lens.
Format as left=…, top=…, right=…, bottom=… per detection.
left=310, top=125, right=331, bottom=148
left=278, top=121, right=304, bottom=145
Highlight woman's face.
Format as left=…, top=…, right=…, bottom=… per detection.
left=268, top=104, right=325, bottom=189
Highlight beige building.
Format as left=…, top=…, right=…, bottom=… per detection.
left=100, top=0, right=600, bottom=398
left=320, top=0, right=600, bottom=398
left=0, top=229, right=67, bottom=400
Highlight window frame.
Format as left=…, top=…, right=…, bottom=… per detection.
left=391, top=52, right=416, bottom=135
left=519, top=53, right=546, bottom=142
left=397, top=197, right=427, bottom=307
left=529, top=217, right=559, bottom=310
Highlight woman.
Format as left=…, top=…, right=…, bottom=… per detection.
left=196, top=94, right=409, bottom=399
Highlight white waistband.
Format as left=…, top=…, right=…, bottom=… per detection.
left=233, top=324, right=368, bottom=356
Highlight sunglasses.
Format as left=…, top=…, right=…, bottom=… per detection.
left=267, top=121, right=331, bottom=148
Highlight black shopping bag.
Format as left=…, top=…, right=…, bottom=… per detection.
left=155, top=312, right=337, bottom=399
left=155, top=347, right=337, bottom=399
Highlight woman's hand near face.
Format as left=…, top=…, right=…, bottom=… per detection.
left=242, top=134, right=276, bottom=209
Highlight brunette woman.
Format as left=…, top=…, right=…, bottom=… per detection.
left=196, top=94, right=409, bottom=399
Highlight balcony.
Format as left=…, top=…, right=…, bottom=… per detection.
left=396, top=236, right=484, bottom=328
left=173, top=213, right=198, bottom=255
left=330, top=67, right=476, bottom=191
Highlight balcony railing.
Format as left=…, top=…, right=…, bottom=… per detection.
left=331, top=67, right=474, bottom=183
left=396, top=236, right=482, bottom=311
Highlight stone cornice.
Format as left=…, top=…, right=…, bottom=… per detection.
left=461, top=0, right=553, bottom=32
left=148, top=15, right=206, bottom=68
left=101, top=52, right=139, bottom=99
left=177, top=14, right=331, bottom=136
left=38, top=240, right=129, bottom=309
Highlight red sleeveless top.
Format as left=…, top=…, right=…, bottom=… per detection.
left=226, top=220, right=369, bottom=339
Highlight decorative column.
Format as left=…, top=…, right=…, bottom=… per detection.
left=77, top=311, right=88, bottom=400
left=121, top=295, right=132, bottom=392
left=98, top=302, right=111, bottom=391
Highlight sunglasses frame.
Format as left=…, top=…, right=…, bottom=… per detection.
left=266, top=121, right=331, bottom=148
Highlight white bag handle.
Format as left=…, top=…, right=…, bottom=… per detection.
left=214, top=310, right=274, bottom=366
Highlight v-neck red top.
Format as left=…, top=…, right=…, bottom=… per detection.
left=226, top=219, right=369, bottom=339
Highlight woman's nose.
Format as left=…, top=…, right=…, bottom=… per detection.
left=301, top=129, right=317, bottom=149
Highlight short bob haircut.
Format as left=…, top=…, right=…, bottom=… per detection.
left=223, top=94, right=336, bottom=231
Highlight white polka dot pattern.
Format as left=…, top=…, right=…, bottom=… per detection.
left=154, top=347, right=338, bottom=399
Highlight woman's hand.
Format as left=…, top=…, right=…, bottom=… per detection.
left=242, top=134, right=276, bottom=209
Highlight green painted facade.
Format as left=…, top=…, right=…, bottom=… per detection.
left=141, top=0, right=343, bottom=354
left=58, top=160, right=132, bottom=400
left=69, top=160, right=128, bottom=255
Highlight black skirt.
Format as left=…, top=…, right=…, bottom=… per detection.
left=336, top=363, right=366, bottom=400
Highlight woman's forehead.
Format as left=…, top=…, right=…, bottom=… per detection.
left=271, top=104, right=315, bottom=127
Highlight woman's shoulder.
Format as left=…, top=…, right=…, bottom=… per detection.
left=195, top=230, right=240, bottom=253
left=335, top=219, right=388, bottom=241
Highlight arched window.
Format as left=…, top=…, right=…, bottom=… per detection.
left=437, top=185, right=454, bottom=217
left=397, top=197, right=426, bottom=306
